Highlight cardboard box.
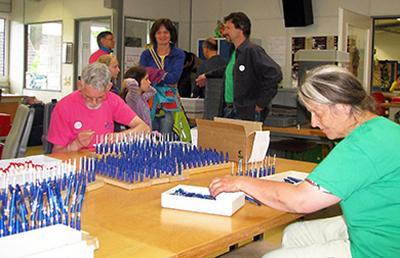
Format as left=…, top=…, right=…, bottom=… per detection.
left=161, top=184, right=245, bottom=216
left=196, top=117, right=263, bottom=162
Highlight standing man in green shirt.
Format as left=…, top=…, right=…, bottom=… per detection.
left=196, top=12, right=282, bottom=121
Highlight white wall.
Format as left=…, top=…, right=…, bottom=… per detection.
left=375, top=31, right=400, bottom=61
left=10, top=0, right=112, bottom=103
left=190, top=0, right=400, bottom=87
left=123, top=0, right=191, bottom=50
left=8, top=0, right=400, bottom=101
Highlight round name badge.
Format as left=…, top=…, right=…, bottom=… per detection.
left=239, top=65, right=245, bottom=72
left=74, top=121, right=82, bottom=129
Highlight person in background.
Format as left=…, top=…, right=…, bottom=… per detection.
left=209, top=65, right=400, bottom=258
left=139, top=18, right=185, bottom=135
left=196, top=12, right=282, bottom=122
left=177, top=51, right=199, bottom=98
left=98, top=54, right=121, bottom=95
left=89, top=31, right=115, bottom=64
left=123, top=66, right=156, bottom=129
left=193, top=37, right=226, bottom=98
left=389, top=74, right=400, bottom=92
left=48, top=63, right=149, bottom=153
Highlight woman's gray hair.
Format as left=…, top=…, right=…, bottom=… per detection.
left=81, top=63, right=111, bottom=91
left=298, top=65, right=376, bottom=114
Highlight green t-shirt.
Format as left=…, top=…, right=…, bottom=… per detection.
left=308, top=117, right=400, bottom=258
left=224, top=50, right=236, bottom=104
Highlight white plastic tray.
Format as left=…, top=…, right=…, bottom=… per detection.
left=161, top=184, right=245, bottom=216
left=0, top=224, right=95, bottom=258
left=260, top=170, right=308, bottom=184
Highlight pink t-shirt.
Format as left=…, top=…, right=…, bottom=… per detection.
left=88, top=49, right=109, bottom=64
left=48, top=90, right=136, bottom=148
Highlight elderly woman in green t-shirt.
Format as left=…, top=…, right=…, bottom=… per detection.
left=209, top=65, right=400, bottom=258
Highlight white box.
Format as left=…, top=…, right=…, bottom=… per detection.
left=181, top=98, right=204, bottom=113
left=0, top=155, right=61, bottom=169
left=161, top=184, right=245, bottom=216
left=261, top=170, right=308, bottom=184
left=0, top=224, right=95, bottom=258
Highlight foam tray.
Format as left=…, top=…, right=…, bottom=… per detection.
left=261, top=170, right=308, bottom=184
left=161, top=184, right=245, bottom=216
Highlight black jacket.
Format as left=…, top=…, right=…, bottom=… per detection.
left=206, top=39, right=282, bottom=120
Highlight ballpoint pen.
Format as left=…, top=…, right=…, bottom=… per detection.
left=245, top=196, right=262, bottom=206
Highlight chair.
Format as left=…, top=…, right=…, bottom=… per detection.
left=1, top=104, right=35, bottom=159
left=371, top=92, right=387, bottom=116
left=41, top=99, right=57, bottom=154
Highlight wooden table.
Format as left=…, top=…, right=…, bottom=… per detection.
left=263, top=125, right=334, bottom=158
left=50, top=153, right=316, bottom=257
left=0, top=102, right=20, bottom=122
left=263, top=125, right=325, bottom=138
left=263, top=125, right=333, bottom=151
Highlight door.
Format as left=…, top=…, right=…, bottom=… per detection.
left=338, top=8, right=373, bottom=92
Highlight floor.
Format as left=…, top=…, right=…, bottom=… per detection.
left=25, top=145, right=44, bottom=156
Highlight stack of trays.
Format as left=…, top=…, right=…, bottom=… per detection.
left=204, top=78, right=224, bottom=119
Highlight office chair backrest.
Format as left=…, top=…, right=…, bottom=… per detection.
left=1, top=104, right=35, bottom=159
left=371, top=92, right=386, bottom=116
left=42, top=99, right=57, bottom=154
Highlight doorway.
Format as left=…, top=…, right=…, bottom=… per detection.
left=74, top=17, right=111, bottom=89
left=372, top=17, right=400, bottom=92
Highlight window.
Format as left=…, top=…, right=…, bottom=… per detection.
left=0, top=18, right=6, bottom=77
left=25, top=22, right=62, bottom=91
left=0, top=16, right=9, bottom=83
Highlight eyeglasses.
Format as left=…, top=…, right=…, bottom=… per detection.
left=80, top=90, right=107, bottom=104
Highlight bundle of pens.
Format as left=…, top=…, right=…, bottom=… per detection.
left=94, top=132, right=228, bottom=183
left=0, top=158, right=95, bottom=238
left=170, top=188, right=216, bottom=200
left=232, top=154, right=276, bottom=178
left=0, top=157, right=97, bottom=188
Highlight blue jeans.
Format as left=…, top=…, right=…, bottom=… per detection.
left=152, top=111, right=174, bottom=134
left=223, top=106, right=240, bottom=119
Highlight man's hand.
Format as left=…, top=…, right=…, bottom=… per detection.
left=195, top=74, right=207, bottom=87
left=76, top=130, right=95, bottom=148
left=255, top=105, right=263, bottom=113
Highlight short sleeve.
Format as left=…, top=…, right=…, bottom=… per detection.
left=110, top=94, right=137, bottom=125
left=47, top=105, right=74, bottom=147
left=308, top=140, right=377, bottom=199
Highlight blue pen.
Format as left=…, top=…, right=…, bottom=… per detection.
left=283, top=178, right=295, bottom=184
left=75, top=182, right=86, bottom=230
left=245, top=196, right=262, bottom=206
left=272, top=154, right=276, bottom=175
left=287, top=176, right=303, bottom=183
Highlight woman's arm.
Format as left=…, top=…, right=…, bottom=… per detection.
left=209, top=176, right=340, bottom=213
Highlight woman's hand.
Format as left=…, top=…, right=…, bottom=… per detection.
left=209, top=176, right=242, bottom=197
